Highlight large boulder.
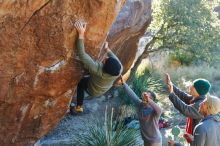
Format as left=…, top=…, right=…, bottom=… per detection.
left=0, top=0, right=126, bottom=145
left=107, top=0, right=152, bottom=73
left=0, top=0, right=152, bottom=145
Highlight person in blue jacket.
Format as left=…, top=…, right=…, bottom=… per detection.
left=168, top=93, right=220, bottom=146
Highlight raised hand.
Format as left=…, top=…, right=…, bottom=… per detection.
left=120, top=75, right=124, bottom=84
left=142, top=92, right=149, bottom=102
left=183, top=133, right=193, bottom=143
left=114, top=75, right=124, bottom=86
left=165, top=73, right=172, bottom=85
left=104, top=42, right=109, bottom=49
left=165, top=73, right=173, bottom=93
left=104, top=41, right=110, bottom=53
left=168, top=140, right=175, bottom=146
left=74, top=20, right=87, bottom=39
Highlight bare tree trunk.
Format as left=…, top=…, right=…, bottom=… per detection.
left=128, top=36, right=157, bottom=82
left=127, top=23, right=167, bottom=83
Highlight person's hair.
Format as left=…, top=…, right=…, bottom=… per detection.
left=146, top=90, right=156, bottom=101
left=103, top=57, right=121, bottom=76
left=206, top=94, right=220, bottom=115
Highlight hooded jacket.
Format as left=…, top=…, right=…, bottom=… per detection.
left=175, top=114, right=220, bottom=146
left=169, top=85, right=204, bottom=131
left=192, top=114, right=220, bottom=146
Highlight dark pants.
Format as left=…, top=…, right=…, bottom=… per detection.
left=76, top=76, right=90, bottom=106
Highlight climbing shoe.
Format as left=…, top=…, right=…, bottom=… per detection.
left=69, top=104, right=86, bottom=115
left=74, top=105, right=84, bottom=113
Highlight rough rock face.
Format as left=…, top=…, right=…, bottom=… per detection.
left=0, top=0, right=126, bottom=145
left=107, top=0, right=152, bottom=73
left=0, top=0, right=152, bottom=145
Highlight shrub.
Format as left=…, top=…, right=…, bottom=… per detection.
left=160, top=65, right=220, bottom=96
left=74, top=107, right=141, bottom=146
left=169, top=52, right=194, bottom=66
left=118, top=67, right=164, bottom=106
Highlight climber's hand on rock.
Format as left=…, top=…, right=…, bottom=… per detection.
left=74, top=20, right=87, bottom=39
left=104, top=42, right=110, bottom=53
left=104, top=42, right=109, bottom=49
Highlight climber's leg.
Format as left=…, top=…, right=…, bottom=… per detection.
left=71, top=76, right=90, bottom=113
left=70, top=76, right=90, bottom=114
left=76, top=76, right=90, bottom=105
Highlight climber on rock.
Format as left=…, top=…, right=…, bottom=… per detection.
left=71, top=20, right=123, bottom=114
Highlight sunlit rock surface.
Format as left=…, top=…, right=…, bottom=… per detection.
left=0, top=0, right=152, bottom=145
left=108, top=0, right=152, bottom=73
left=0, top=0, right=126, bottom=145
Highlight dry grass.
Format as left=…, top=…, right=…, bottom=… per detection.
left=145, top=52, right=220, bottom=96
left=161, top=65, right=220, bottom=96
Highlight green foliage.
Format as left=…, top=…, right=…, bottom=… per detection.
left=149, top=0, right=220, bottom=65
left=132, top=68, right=164, bottom=98
left=158, top=64, right=220, bottom=96
left=75, top=107, right=141, bottom=146
left=169, top=52, right=194, bottom=66
left=119, top=67, right=164, bottom=106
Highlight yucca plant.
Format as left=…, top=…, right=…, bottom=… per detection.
left=118, top=67, right=164, bottom=106
left=75, top=107, right=141, bottom=146
left=132, top=68, right=163, bottom=98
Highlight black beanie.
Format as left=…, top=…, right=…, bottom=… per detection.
left=193, top=79, right=211, bottom=95
left=103, top=57, right=121, bottom=76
